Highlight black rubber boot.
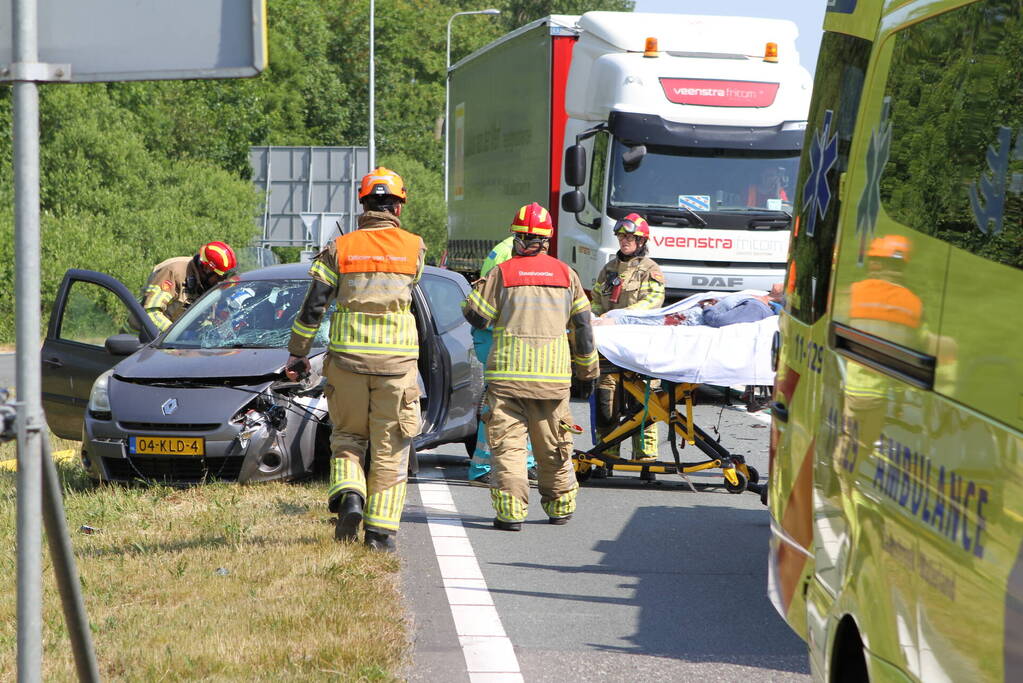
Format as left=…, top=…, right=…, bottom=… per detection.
left=364, top=529, right=396, bottom=553
left=548, top=514, right=572, bottom=526
left=493, top=518, right=522, bottom=532
left=334, top=493, right=364, bottom=542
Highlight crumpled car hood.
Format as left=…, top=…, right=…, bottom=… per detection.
left=114, top=346, right=291, bottom=380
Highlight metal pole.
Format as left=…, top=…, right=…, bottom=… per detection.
left=368, top=0, right=375, bottom=169
left=12, top=0, right=43, bottom=678
left=444, top=15, right=452, bottom=205
left=41, top=439, right=100, bottom=683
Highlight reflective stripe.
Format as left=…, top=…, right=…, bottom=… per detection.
left=291, top=318, right=318, bottom=339
left=573, top=350, right=598, bottom=366
left=328, top=308, right=418, bottom=357
left=635, top=280, right=665, bottom=309
left=467, top=289, right=497, bottom=321
left=365, top=481, right=407, bottom=531
left=147, top=310, right=171, bottom=331
left=488, top=328, right=570, bottom=383
left=309, top=260, right=338, bottom=287
left=570, top=296, right=590, bottom=315
left=327, top=458, right=367, bottom=502
left=541, top=485, right=578, bottom=519
left=491, top=488, right=527, bottom=522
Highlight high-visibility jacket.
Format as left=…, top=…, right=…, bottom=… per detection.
left=846, top=277, right=924, bottom=400
left=462, top=252, right=598, bottom=398
left=591, top=254, right=665, bottom=316
left=140, top=256, right=206, bottom=331
left=288, top=211, right=426, bottom=375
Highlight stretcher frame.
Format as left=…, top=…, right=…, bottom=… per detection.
left=573, top=370, right=763, bottom=495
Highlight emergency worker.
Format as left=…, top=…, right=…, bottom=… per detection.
left=462, top=203, right=598, bottom=531
left=285, top=167, right=425, bottom=553
left=140, top=241, right=237, bottom=331
left=467, top=234, right=538, bottom=485
left=591, top=213, right=665, bottom=462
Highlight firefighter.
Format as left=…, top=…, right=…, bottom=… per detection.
left=462, top=202, right=598, bottom=531
left=467, top=234, right=538, bottom=486
left=591, top=214, right=665, bottom=465
left=140, top=241, right=237, bottom=331
left=285, top=167, right=425, bottom=553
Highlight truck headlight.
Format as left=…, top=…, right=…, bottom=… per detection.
left=88, top=370, right=114, bottom=419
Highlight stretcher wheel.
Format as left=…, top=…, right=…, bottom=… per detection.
left=574, top=462, right=592, bottom=482
left=746, top=466, right=760, bottom=484
left=724, top=470, right=747, bottom=494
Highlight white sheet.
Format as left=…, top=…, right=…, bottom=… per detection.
left=593, top=292, right=777, bottom=386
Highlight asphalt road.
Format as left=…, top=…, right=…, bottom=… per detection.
left=399, top=388, right=810, bottom=682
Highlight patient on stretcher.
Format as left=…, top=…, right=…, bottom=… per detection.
left=593, top=284, right=783, bottom=328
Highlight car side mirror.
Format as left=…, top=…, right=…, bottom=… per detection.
left=561, top=190, right=585, bottom=214
left=105, top=333, right=142, bottom=356
left=564, top=144, right=587, bottom=187
left=622, top=144, right=647, bottom=172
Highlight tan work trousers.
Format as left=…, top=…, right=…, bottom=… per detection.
left=484, top=392, right=578, bottom=522
left=325, top=360, right=420, bottom=533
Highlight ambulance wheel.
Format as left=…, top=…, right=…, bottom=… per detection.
left=724, top=470, right=747, bottom=494
left=746, top=466, right=760, bottom=484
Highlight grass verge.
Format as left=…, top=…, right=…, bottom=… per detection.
left=0, top=436, right=408, bottom=681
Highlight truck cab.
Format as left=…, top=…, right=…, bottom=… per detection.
left=559, top=13, right=812, bottom=296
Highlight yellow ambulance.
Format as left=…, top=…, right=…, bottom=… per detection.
left=768, top=1, right=1023, bottom=680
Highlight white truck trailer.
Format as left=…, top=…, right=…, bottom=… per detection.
left=446, top=12, right=812, bottom=296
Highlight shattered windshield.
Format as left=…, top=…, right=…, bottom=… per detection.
left=161, top=279, right=331, bottom=349
left=609, top=139, right=800, bottom=214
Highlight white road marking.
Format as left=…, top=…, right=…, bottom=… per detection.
left=416, top=472, right=523, bottom=683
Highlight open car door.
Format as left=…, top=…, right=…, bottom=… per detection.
left=41, top=269, right=159, bottom=439
left=414, top=268, right=481, bottom=452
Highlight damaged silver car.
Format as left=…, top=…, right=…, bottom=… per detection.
left=41, top=263, right=483, bottom=484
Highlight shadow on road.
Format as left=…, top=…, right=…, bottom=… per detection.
left=487, top=501, right=809, bottom=675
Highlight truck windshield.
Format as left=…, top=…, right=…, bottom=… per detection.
left=608, top=139, right=800, bottom=215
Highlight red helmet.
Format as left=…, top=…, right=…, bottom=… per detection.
left=358, top=167, right=407, bottom=202
left=198, top=241, right=237, bottom=276
left=614, top=213, right=650, bottom=239
left=510, top=202, right=554, bottom=237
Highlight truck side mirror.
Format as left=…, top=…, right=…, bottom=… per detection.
left=564, top=145, right=587, bottom=187
left=622, top=144, right=647, bottom=172
left=561, top=190, right=585, bottom=214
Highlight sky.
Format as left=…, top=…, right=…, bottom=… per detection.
left=632, top=0, right=827, bottom=75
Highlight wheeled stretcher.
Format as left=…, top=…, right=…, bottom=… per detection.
left=573, top=370, right=761, bottom=495
left=575, top=295, right=779, bottom=495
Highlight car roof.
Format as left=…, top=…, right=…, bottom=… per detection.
left=237, top=262, right=455, bottom=282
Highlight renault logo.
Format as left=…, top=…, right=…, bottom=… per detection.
left=161, top=398, right=178, bottom=416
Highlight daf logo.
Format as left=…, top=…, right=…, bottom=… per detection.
left=161, top=398, right=178, bottom=416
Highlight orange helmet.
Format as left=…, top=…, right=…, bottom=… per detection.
left=510, top=202, right=554, bottom=237
left=358, top=167, right=407, bottom=202
left=198, top=241, right=237, bottom=276
left=614, top=213, right=650, bottom=239
left=867, top=235, right=911, bottom=263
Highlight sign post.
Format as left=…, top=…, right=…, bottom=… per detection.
left=1, top=2, right=267, bottom=679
